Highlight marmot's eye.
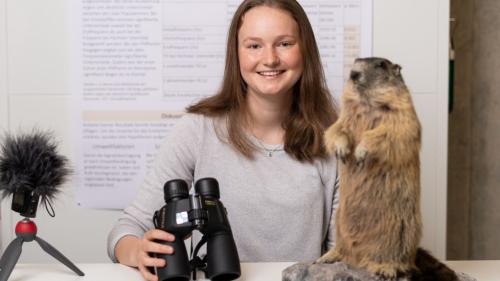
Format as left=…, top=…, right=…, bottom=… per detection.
left=376, top=60, right=387, bottom=69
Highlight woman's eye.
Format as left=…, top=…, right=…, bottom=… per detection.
left=279, top=41, right=292, bottom=47
left=248, top=44, right=260, bottom=49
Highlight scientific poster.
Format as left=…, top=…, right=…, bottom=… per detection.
left=72, top=0, right=372, bottom=208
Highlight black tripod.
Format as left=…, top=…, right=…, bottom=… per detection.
left=0, top=218, right=84, bottom=281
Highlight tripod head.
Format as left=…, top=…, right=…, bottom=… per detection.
left=14, top=218, right=37, bottom=242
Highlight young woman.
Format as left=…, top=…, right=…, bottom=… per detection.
left=108, top=1, right=339, bottom=280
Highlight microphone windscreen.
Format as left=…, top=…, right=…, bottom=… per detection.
left=0, top=130, right=71, bottom=202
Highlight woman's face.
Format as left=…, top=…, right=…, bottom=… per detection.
left=238, top=6, right=303, bottom=100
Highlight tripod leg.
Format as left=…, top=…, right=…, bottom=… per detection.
left=0, top=237, right=23, bottom=281
left=34, top=237, right=84, bottom=276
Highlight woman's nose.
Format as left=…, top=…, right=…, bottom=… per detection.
left=263, top=47, right=280, bottom=67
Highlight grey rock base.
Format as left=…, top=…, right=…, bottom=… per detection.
left=282, top=262, right=477, bottom=281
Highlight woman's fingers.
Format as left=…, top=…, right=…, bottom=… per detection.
left=140, top=251, right=167, bottom=268
left=144, top=229, right=175, bottom=242
left=142, top=240, right=174, bottom=255
left=137, top=229, right=175, bottom=281
left=139, top=263, right=159, bottom=281
left=141, top=229, right=175, bottom=254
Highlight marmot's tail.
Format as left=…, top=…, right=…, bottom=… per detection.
left=412, top=248, right=458, bottom=281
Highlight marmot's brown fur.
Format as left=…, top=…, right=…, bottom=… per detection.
left=318, top=57, right=457, bottom=281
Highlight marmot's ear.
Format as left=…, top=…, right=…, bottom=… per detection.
left=393, top=64, right=402, bottom=76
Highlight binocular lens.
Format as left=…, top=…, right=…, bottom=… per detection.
left=164, top=179, right=189, bottom=202
left=194, top=177, right=220, bottom=199
left=206, top=233, right=241, bottom=280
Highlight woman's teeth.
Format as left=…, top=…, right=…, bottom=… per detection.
left=258, top=70, right=284, bottom=77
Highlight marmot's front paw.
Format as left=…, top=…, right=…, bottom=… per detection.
left=354, top=144, right=368, bottom=166
left=315, top=250, right=341, bottom=264
left=325, top=135, right=350, bottom=163
left=335, top=137, right=351, bottom=163
left=366, top=262, right=399, bottom=281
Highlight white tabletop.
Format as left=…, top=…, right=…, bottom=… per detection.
left=7, top=261, right=498, bottom=281
left=445, top=260, right=499, bottom=281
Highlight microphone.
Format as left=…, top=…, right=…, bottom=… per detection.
left=0, top=129, right=84, bottom=281
left=0, top=129, right=70, bottom=217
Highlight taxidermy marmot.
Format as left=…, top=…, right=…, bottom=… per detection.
left=318, top=57, right=457, bottom=281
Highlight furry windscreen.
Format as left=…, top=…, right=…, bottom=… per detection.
left=0, top=130, right=71, bottom=202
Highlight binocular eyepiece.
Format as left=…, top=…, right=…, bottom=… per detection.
left=164, top=177, right=220, bottom=202
left=153, top=177, right=240, bottom=281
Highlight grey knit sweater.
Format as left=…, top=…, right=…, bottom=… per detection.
left=107, top=113, right=339, bottom=262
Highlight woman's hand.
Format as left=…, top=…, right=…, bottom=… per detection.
left=115, top=230, right=175, bottom=281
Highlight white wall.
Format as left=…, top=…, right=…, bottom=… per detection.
left=0, top=0, right=449, bottom=262
left=0, top=0, right=122, bottom=263
left=0, top=0, right=9, bottom=247
left=372, top=0, right=449, bottom=259
left=0, top=0, right=7, bottom=128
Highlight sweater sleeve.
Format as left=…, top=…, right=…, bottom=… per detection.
left=107, top=113, right=203, bottom=262
left=320, top=155, right=339, bottom=252
left=325, top=170, right=339, bottom=251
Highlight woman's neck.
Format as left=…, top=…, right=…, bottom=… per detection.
left=245, top=91, right=292, bottom=144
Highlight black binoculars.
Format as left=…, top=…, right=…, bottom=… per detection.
left=153, top=177, right=241, bottom=281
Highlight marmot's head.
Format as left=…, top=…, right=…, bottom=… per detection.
left=349, top=57, right=404, bottom=92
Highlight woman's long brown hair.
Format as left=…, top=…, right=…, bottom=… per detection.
left=187, top=0, right=338, bottom=162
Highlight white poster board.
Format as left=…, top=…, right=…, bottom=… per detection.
left=72, top=0, right=373, bottom=209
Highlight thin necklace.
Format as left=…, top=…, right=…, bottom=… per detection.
left=253, top=136, right=282, bottom=157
